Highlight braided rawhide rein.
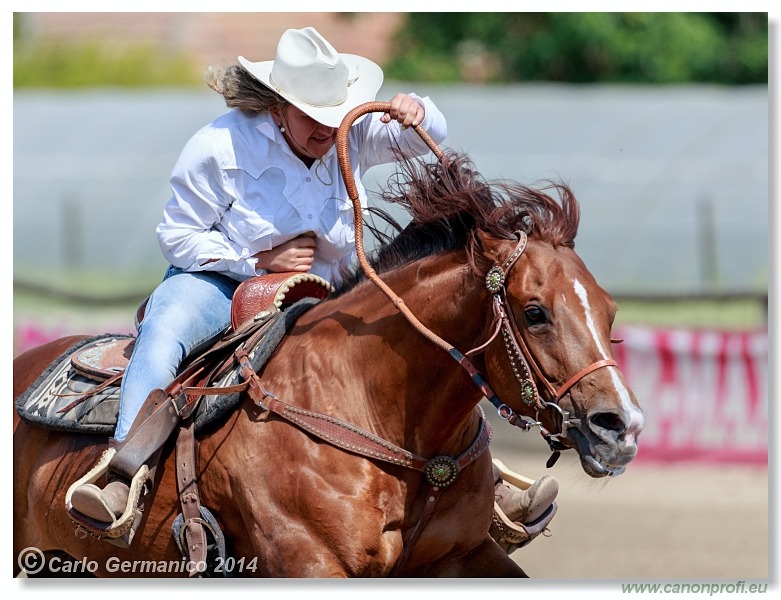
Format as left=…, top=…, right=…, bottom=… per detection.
left=335, top=102, right=454, bottom=353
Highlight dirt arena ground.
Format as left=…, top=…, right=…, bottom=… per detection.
left=488, top=427, right=770, bottom=582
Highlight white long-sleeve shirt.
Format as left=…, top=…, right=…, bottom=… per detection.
left=156, top=95, right=447, bottom=284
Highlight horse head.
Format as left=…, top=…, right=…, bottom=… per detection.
left=474, top=183, right=645, bottom=478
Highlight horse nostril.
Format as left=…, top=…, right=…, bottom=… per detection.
left=589, top=411, right=626, bottom=434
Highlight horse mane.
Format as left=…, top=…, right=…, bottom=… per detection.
left=332, top=150, right=581, bottom=296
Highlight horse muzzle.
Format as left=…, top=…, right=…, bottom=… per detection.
left=563, top=407, right=644, bottom=478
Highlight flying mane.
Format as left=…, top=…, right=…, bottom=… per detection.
left=333, top=150, right=581, bottom=296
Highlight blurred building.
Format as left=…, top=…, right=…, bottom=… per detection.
left=16, top=12, right=405, bottom=66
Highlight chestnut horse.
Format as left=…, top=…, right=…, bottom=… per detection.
left=13, top=146, right=643, bottom=577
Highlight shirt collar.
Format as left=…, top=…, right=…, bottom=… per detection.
left=254, top=111, right=280, bottom=142
left=254, top=110, right=339, bottom=166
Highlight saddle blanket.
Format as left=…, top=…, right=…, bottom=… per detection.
left=16, top=298, right=318, bottom=436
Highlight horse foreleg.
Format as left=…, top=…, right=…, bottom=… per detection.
left=415, top=538, right=528, bottom=577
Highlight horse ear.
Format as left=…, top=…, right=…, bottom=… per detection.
left=476, top=229, right=508, bottom=263
left=520, top=214, right=534, bottom=234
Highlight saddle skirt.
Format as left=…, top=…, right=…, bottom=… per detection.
left=16, top=273, right=328, bottom=436
left=18, top=335, right=129, bottom=435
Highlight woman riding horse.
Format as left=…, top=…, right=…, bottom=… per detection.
left=67, top=26, right=557, bottom=550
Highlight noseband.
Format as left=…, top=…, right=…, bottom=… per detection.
left=467, top=230, right=618, bottom=452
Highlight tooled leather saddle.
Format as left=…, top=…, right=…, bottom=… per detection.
left=92, top=272, right=331, bottom=382
left=133, top=271, right=334, bottom=343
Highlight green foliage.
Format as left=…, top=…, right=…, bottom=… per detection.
left=14, top=40, right=201, bottom=88
left=12, top=12, right=767, bottom=88
left=386, top=12, right=767, bottom=84
left=614, top=298, right=766, bottom=330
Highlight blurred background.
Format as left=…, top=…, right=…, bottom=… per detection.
left=12, top=12, right=769, bottom=582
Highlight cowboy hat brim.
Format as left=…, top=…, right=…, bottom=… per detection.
left=238, top=54, right=384, bottom=128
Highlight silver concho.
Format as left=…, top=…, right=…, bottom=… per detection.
left=520, top=380, right=537, bottom=406
left=424, top=456, right=459, bottom=487
left=485, top=266, right=505, bottom=294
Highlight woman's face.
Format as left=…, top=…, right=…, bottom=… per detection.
left=274, top=104, right=337, bottom=165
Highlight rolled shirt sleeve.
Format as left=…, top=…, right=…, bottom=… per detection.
left=355, top=93, right=448, bottom=170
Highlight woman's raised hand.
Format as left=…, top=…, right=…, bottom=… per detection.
left=380, top=93, right=425, bottom=130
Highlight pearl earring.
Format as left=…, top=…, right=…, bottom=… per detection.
left=278, top=123, right=285, bottom=133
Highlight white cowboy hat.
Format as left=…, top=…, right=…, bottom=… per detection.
left=238, top=27, right=384, bottom=128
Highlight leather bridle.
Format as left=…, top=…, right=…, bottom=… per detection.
left=466, top=230, right=618, bottom=454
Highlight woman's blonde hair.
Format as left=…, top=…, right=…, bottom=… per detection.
left=206, top=64, right=288, bottom=115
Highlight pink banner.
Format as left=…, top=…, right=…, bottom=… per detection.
left=612, top=325, right=768, bottom=464
left=14, top=321, right=136, bottom=357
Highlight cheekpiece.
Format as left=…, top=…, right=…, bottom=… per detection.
left=424, top=455, right=460, bottom=488
left=485, top=266, right=505, bottom=294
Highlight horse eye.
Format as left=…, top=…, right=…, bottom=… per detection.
left=524, top=306, right=547, bottom=326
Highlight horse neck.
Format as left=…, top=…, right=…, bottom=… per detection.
left=327, top=251, right=492, bottom=458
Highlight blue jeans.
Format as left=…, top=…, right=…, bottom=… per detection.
left=114, top=266, right=240, bottom=442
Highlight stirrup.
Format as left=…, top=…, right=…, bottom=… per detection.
left=490, top=499, right=557, bottom=553
left=489, top=458, right=557, bottom=553
left=65, top=448, right=150, bottom=541
left=492, top=457, right=535, bottom=490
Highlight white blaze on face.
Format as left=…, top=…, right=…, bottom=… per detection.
left=572, top=279, right=644, bottom=442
